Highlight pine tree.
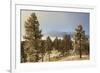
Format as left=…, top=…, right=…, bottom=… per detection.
left=53, top=37, right=59, bottom=50
left=74, top=24, right=86, bottom=58
left=23, top=13, right=42, bottom=62
left=40, top=40, right=46, bottom=62
left=21, top=41, right=27, bottom=63
left=57, top=39, right=62, bottom=52
left=46, top=36, right=52, bottom=61
left=57, top=39, right=64, bottom=57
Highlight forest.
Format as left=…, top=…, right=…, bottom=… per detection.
left=21, top=13, right=89, bottom=63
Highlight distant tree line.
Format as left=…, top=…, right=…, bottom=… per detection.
left=21, top=13, right=89, bottom=63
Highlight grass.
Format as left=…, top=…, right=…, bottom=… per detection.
left=49, top=54, right=89, bottom=61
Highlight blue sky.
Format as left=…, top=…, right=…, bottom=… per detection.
left=21, top=10, right=89, bottom=39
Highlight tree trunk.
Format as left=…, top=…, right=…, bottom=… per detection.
left=42, top=53, right=44, bottom=62
left=48, top=53, right=50, bottom=61
left=79, top=48, right=82, bottom=58
left=79, top=40, right=82, bottom=58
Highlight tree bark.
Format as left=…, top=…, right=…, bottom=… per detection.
left=42, top=53, right=44, bottom=62
left=79, top=39, right=82, bottom=58
left=48, top=53, right=50, bottom=61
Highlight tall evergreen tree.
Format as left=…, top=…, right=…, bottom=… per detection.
left=74, top=24, right=86, bottom=58
left=57, top=39, right=64, bottom=57
left=23, top=13, right=42, bottom=62
left=40, top=40, right=46, bottom=62
left=46, top=36, right=52, bottom=61
left=53, top=37, right=59, bottom=50
left=62, top=34, right=72, bottom=56
left=57, top=39, right=62, bottom=52
left=21, top=41, right=27, bottom=63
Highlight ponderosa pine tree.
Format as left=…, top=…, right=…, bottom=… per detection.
left=40, top=40, right=46, bottom=62
left=62, top=34, right=72, bottom=55
left=23, top=13, right=42, bottom=62
left=53, top=37, right=59, bottom=50
left=74, top=24, right=86, bottom=58
left=46, top=36, right=52, bottom=61
left=57, top=39, right=64, bottom=57
left=57, top=39, right=62, bottom=52
left=21, top=41, right=27, bottom=63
